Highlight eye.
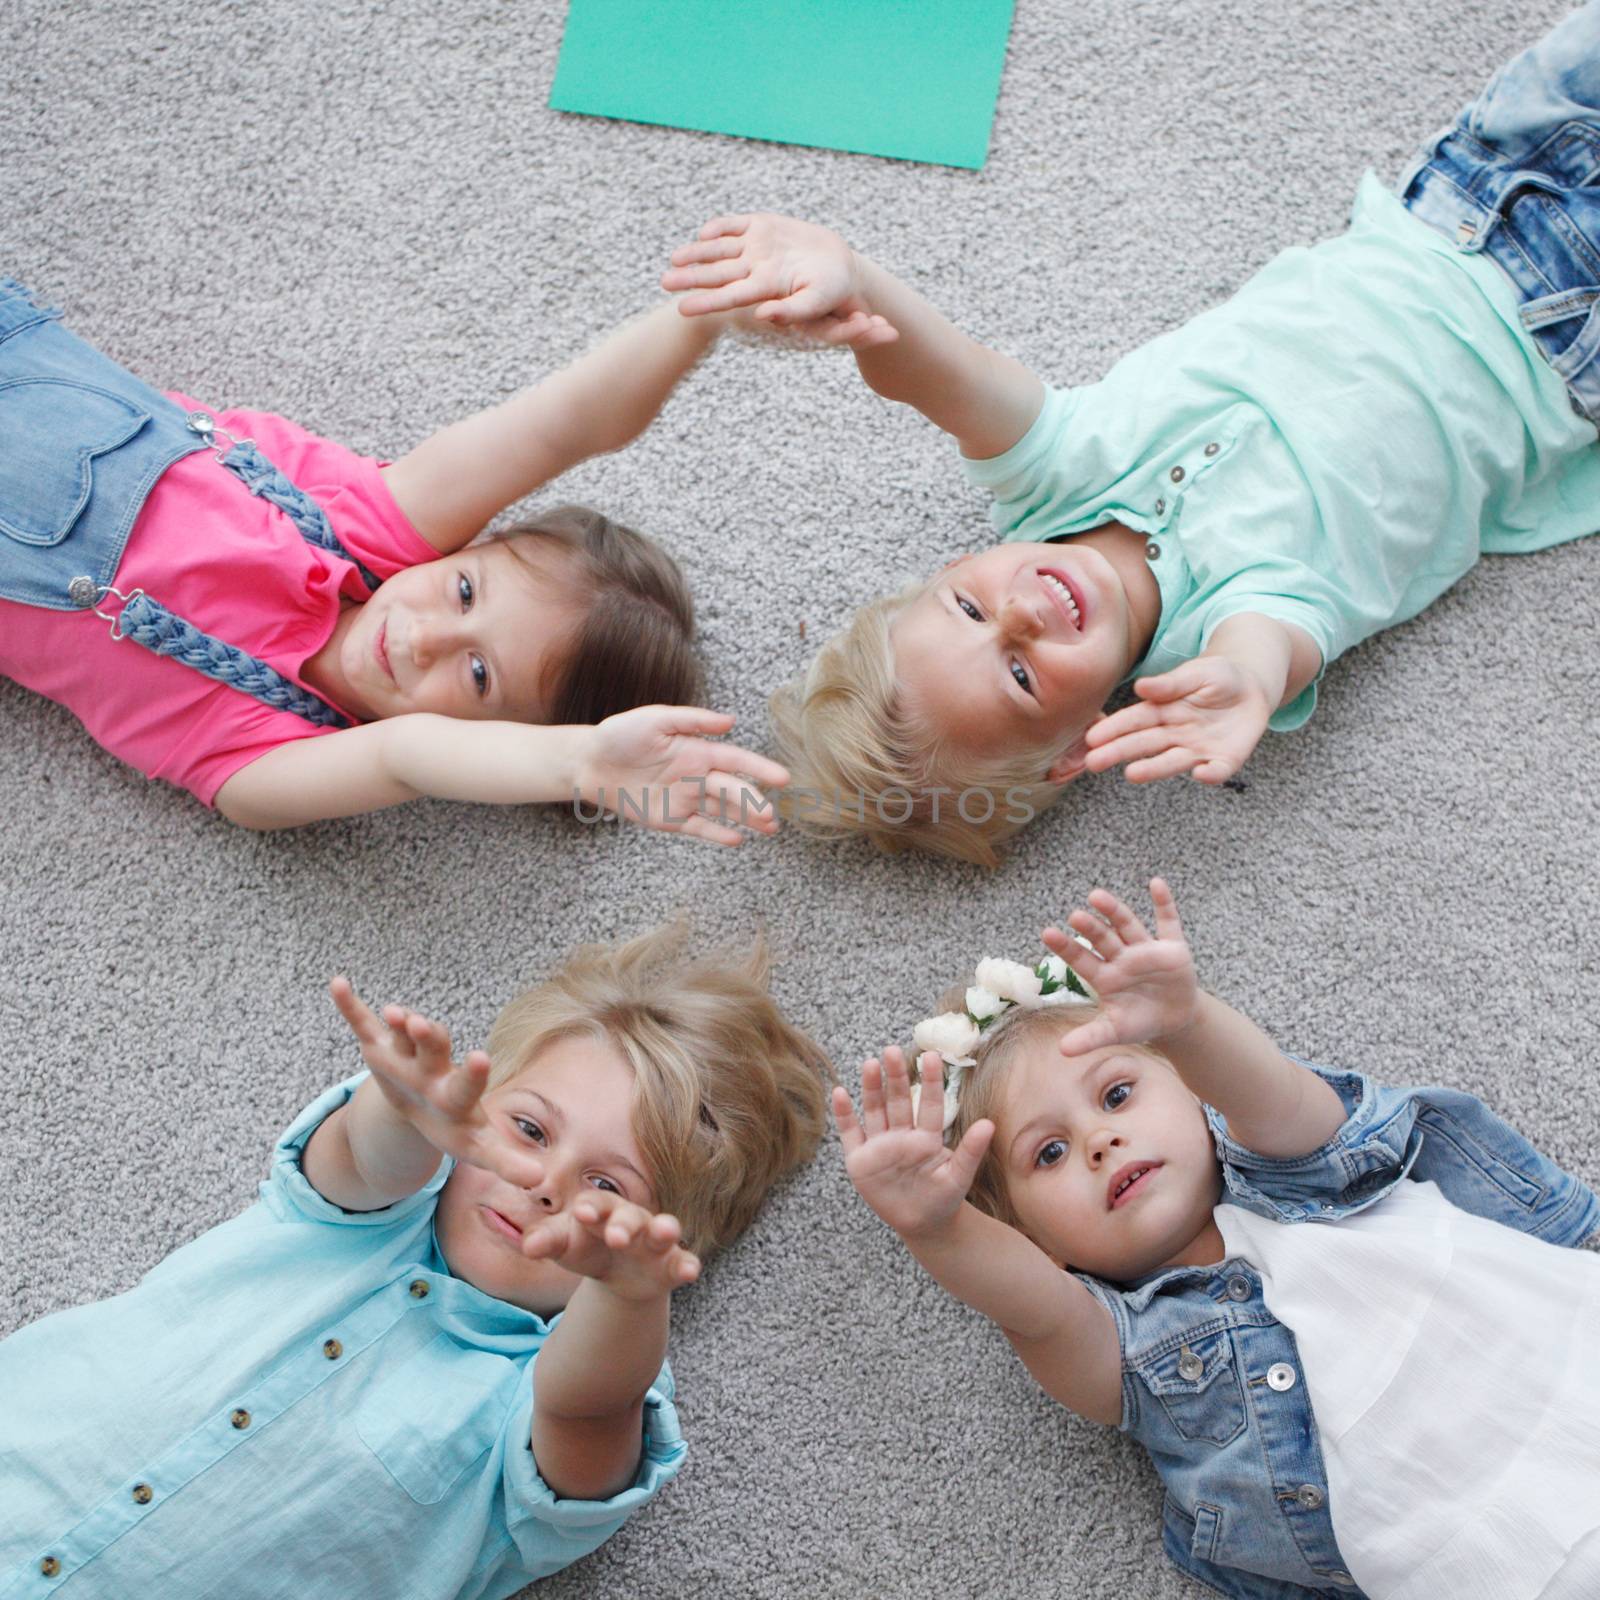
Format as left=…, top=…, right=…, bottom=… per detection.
left=1035, top=1138, right=1067, bottom=1169
left=469, top=655, right=489, bottom=697
left=513, top=1117, right=547, bottom=1146
left=457, top=573, right=474, bottom=610
left=1103, top=1081, right=1132, bottom=1111
left=587, top=1175, right=623, bottom=1195
left=957, top=595, right=983, bottom=621
left=1010, top=659, right=1032, bottom=694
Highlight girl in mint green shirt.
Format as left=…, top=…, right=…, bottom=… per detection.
left=663, top=2, right=1600, bottom=866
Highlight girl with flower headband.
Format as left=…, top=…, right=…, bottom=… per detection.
left=833, top=879, right=1600, bottom=1599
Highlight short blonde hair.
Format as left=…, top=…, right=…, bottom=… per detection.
left=769, top=586, right=1070, bottom=869
left=485, top=924, right=832, bottom=1257
left=941, top=998, right=1167, bottom=1238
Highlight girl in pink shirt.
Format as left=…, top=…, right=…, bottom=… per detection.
left=0, top=278, right=785, bottom=840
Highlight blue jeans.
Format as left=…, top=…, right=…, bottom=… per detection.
left=1400, top=0, right=1600, bottom=423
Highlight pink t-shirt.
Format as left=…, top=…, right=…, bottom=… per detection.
left=0, top=397, right=436, bottom=805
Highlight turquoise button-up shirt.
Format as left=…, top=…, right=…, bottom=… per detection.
left=0, top=1077, right=685, bottom=1600
left=965, top=175, right=1600, bottom=729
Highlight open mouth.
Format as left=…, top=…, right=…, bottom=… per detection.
left=375, top=621, right=395, bottom=682
left=1106, top=1161, right=1162, bottom=1210
left=1038, top=567, right=1084, bottom=632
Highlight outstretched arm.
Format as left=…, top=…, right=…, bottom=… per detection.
left=834, top=1047, right=1121, bottom=1424
left=1084, top=613, right=1322, bottom=785
left=213, top=703, right=788, bottom=837
left=525, top=1192, right=699, bottom=1501
left=664, top=214, right=1044, bottom=461
left=1045, top=879, right=1347, bottom=1157
left=382, top=303, right=723, bottom=554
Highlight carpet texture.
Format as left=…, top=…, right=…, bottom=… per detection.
left=3, top=3, right=1597, bottom=1597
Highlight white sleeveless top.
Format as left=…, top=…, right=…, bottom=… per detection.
left=1215, top=1181, right=1600, bottom=1600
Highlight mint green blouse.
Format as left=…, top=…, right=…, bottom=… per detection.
left=964, top=174, right=1600, bottom=729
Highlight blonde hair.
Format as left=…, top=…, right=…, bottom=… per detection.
left=940, top=997, right=1167, bottom=1237
left=769, top=586, right=1070, bottom=869
left=485, top=924, right=832, bottom=1257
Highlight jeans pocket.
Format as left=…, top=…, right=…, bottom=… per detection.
left=0, top=377, right=149, bottom=548
left=1135, top=1326, right=1247, bottom=1447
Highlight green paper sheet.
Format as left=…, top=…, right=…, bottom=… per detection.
left=549, top=0, right=1014, bottom=171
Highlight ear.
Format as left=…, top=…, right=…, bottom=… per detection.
left=1043, top=731, right=1092, bottom=785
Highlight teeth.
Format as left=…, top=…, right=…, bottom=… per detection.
left=1042, top=573, right=1080, bottom=622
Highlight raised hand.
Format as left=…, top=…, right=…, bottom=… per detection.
left=522, top=1191, right=701, bottom=1302
left=662, top=213, right=899, bottom=351
left=1083, top=656, right=1272, bottom=784
left=1041, top=879, right=1200, bottom=1056
left=328, top=977, right=546, bottom=1188
left=832, top=1047, right=994, bottom=1241
left=574, top=705, right=790, bottom=847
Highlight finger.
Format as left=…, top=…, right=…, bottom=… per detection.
left=756, top=285, right=836, bottom=325
left=405, top=1013, right=455, bottom=1081
left=667, top=235, right=746, bottom=267
left=859, top=1056, right=888, bottom=1137
left=380, top=1004, right=419, bottom=1060
left=697, top=214, right=750, bottom=240
left=1190, top=757, right=1239, bottom=785
left=1059, top=1015, right=1120, bottom=1056
left=328, top=977, right=385, bottom=1045
left=672, top=1250, right=702, bottom=1287
left=692, top=773, right=781, bottom=834
left=659, top=259, right=750, bottom=292
left=1082, top=700, right=1162, bottom=749
left=644, top=1212, right=684, bottom=1253
left=1124, top=747, right=1202, bottom=784
left=670, top=812, right=747, bottom=849
left=946, top=1119, right=995, bottom=1192
left=571, top=1189, right=625, bottom=1230
left=914, top=1052, right=946, bottom=1135
left=831, top=1085, right=865, bottom=1154
left=673, top=281, right=772, bottom=318
left=881, top=1047, right=915, bottom=1130
left=521, top=1215, right=576, bottom=1260
left=1083, top=723, right=1184, bottom=774
left=1132, top=659, right=1214, bottom=703
left=478, top=1137, right=548, bottom=1191
left=841, top=316, right=899, bottom=350
left=1149, top=877, right=1186, bottom=944
left=1067, top=907, right=1122, bottom=962
left=688, top=744, right=791, bottom=792
left=1087, top=888, right=1150, bottom=945
left=1042, top=924, right=1105, bottom=977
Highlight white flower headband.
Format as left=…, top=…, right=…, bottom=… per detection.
left=910, top=950, right=1095, bottom=1133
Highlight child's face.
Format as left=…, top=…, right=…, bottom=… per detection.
left=317, top=540, right=579, bottom=724
left=891, top=543, right=1141, bottom=777
left=993, top=1037, right=1222, bottom=1282
left=434, top=1033, right=654, bottom=1318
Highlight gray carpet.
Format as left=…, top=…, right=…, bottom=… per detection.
left=4, top=2, right=1598, bottom=1596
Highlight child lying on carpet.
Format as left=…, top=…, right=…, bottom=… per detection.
left=834, top=878, right=1600, bottom=1599
left=0, top=926, right=832, bottom=1598
left=0, top=285, right=786, bottom=839
left=665, top=2, right=1600, bottom=864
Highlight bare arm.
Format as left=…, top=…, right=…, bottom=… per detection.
left=1048, top=881, right=1349, bottom=1160
left=382, top=303, right=721, bottom=554
left=834, top=1049, right=1122, bottom=1426
left=524, top=1194, right=697, bottom=1501
left=212, top=704, right=788, bottom=840
left=663, top=214, right=1044, bottom=460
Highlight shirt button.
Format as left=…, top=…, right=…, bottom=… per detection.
left=1295, top=1483, right=1326, bottom=1510
left=132, top=1483, right=154, bottom=1505
left=409, top=1278, right=430, bottom=1299
left=1204, top=441, right=1220, bottom=457
left=1177, top=1345, right=1204, bottom=1381
left=67, top=575, right=99, bottom=609
left=40, top=1557, right=61, bottom=1578
left=1155, top=497, right=1166, bottom=514
left=1146, top=542, right=1161, bottom=562
left=1169, top=465, right=1185, bottom=483
left=231, top=1408, right=252, bottom=1430
left=1226, top=1275, right=1251, bottom=1301
left=323, top=1338, right=343, bottom=1360
left=1267, top=1362, right=1297, bottom=1392
left=186, top=411, right=214, bottom=435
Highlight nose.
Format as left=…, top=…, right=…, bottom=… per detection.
left=1084, top=1125, right=1124, bottom=1168
left=408, top=613, right=466, bottom=670
left=997, top=593, right=1044, bottom=644
left=524, top=1155, right=578, bottom=1215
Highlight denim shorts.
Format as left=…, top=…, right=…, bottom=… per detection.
left=1400, top=0, right=1600, bottom=424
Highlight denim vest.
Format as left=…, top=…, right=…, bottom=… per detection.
left=1078, top=1061, right=1600, bottom=1600
left=0, top=279, right=376, bottom=728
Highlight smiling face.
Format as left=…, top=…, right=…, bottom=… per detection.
left=993, top=1036, right=1223, bottom=1282
left=433, top=1032, right=654, bottom=1317
left=890, top=540, right=1151, bottom=775
left=303, top=539, right=581, bottom=725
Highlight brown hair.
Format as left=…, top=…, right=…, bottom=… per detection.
left=485, top=923, right=833, bottom=1258
left=493, top=505, right=702, bottom=724
left=769, top=587, right=1071, bottom=869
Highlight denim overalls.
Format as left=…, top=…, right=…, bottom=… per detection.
left=0, top=279, right=378, bottom=728
left=1082, top=1061, right=1600, bottom=1600
left=1399, top=0, right=1600, bottom=425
